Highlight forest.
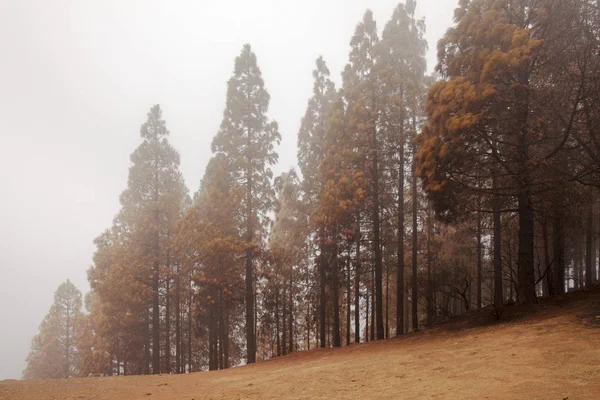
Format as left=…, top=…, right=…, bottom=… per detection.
left=23, top=0, right=600, bottom=379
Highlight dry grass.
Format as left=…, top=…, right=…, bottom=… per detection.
left=2, top=289, right=599, bottom=400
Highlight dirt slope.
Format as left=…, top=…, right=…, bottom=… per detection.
left=2, top=289, right=599, bottom=400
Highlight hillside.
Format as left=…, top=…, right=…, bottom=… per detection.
left=2, top=289, right=599, bottom=400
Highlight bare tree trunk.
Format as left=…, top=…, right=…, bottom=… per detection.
left=365, top=275, right=369, bottom=343
left=586, top=206, right=594, bottom=288
left=553, top=214, right=565, bottom=295
left=396, top=124, right=405, bottom=337
left=289, top=275, right=293, bottom=354
left=282, top=283, right=287, bottom=355
left=165, top=270, right=170, bottom=373
left=542, top=212, right=554, bottom=296
left=346, top=257, right=351, bottom=346
left=144, top=308, right=151, bottom=374
left=188, top=280, right=192, bottom=373
left=276, top=288, right=281, bottom=357
left=319, top=234, right=327, bottom=348
left=385, top=248, right=389, bottom=338
left=370, top=266, right=375, bottom=341
left=411, top=140, right=418, bottom=331
left=355, top=217, right=361, bottom=343
left=476, top=210, right=482, bottom=309
left=427, top=206, right=433, bottom=326
left=333, top=234, right=341, bottom=347
left=493, top=177, right=503, bottom=316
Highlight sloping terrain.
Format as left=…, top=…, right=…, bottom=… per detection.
left=2, top=289, right=599, bottom=400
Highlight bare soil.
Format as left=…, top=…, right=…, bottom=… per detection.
left=2, top=288, right=599, bottom=400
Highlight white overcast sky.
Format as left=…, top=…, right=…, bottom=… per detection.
left=0, top=0, right=456, bottom=380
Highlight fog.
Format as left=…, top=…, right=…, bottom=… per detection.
left=0, top=0, right=455, bottom=380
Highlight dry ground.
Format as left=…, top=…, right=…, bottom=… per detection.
left=2, top=289, right=599, bottom=400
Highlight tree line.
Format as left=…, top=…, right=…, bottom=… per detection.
left=24, top=0, right=600, bottom=379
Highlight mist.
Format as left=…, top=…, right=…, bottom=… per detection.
left=0, top=0, right=456, bottom=380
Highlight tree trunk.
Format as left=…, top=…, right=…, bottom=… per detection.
left=333, top=235, right=341, bottom=347
left=165, top=271, right=170, bottom=373
left=552, top=214, right=565, bottom=295
left=276, top=287, right=281, bottom=357
left=476, top=210, right=482, bottom=309
left=152, top=251, right=160, bottom=374
left=372, top=124, right=384, bottom=341
left=289, top=275, right=293, bottom=354
left=542, top=212, right=554, bottom=296
left=385, top=248, right=389, bottom=338
left=282, top=283, right=287, bottom=356
left=319, top=234, right=327, bottom=348
left=365, top=275, right=369, bottom=343
left=346, top=257, right=351, bottom=346
left=411, top=140, right=418, bottom=331
left=427, top=206, right=433, bottom=326
left=493, top=179, right=503, bottom=315
left=370, top=266, right=375, bottom=341
left=224, top=309, right=230, bottom=369
left=188, top=280, right=192, bottom=373
left=396, top=139, right=405, bottom=336
left=586, top=207, right=594, bottom=288
left=144, top=307, right=150, bottom=374
left=175, top=265, right=181, bottom=373
left=354, top=217, right=361, bottom=343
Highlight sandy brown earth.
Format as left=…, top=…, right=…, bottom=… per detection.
left=2, top=289, right=599, bottom=400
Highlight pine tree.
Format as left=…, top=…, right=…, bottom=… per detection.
left=343, top=9, right=385, bottom=341
left=418, top=0, right=582, bottom=304
left=377, top=0, right=427, bottom=335
left=297, top=56, right=337, bottom=348
left=23, top=280, right=82, bottom=379
left=212, top=44, right=280, bottom=363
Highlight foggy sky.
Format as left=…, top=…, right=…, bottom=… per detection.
left=0, top=0, right=455, bottom=380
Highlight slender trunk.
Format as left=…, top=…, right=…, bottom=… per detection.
left=65, top=305, right=70, bottom=377
left=144, top=307, right=150, bottom=374
left=365, top=275, right=369, bottom=343
left=372, top=125, right=384, bottom=341
left=553, top=214, right=565, bottom=295
left=385, top=248, right=389, bottom=339
left=208, top=298, right=215, bottom=371
left=175, top=264, right=181, bottom=374
left=306, top=255, right=311, bottom=350
left=476, top=210, right=482, bottom=309
left=543, top=212, right=554, bottom=296
left=396, top=114, right=406, bottom=337
left=289, top=274, right=293, bottom=354
left=319, top=230, right=327, bottom=348
left=593, top=206, right=598, bottom=284
left=574, top=238, right=580, bottom=290
left=579, top=234, right=585, bottom=289
left=165, top=271, right=170, bottom=373
left=586, top=206, right=594, bottom=288
left=493, top=174, right=503, bottom=314
left=333, top=234, right=341, bottom=347
left=276, top=286, right=281, bottom=357
left=282, top=283, right=287, bottom=356
left=224, top=309, right=229, bottom=369
left=152, top=247, right=160, bottom=373
left=411, top=140, right=418, bottom=331
left=188, top=280, right=192, bottom=373
left=219, top=293, right=225, bottom=369
left=427, top=206, right=433, bottom=326
left=370, top=266, right=375, bottom=341
left=354, top=216, right=361, bottom=343
left=346, top=257, right=351, bottom=346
